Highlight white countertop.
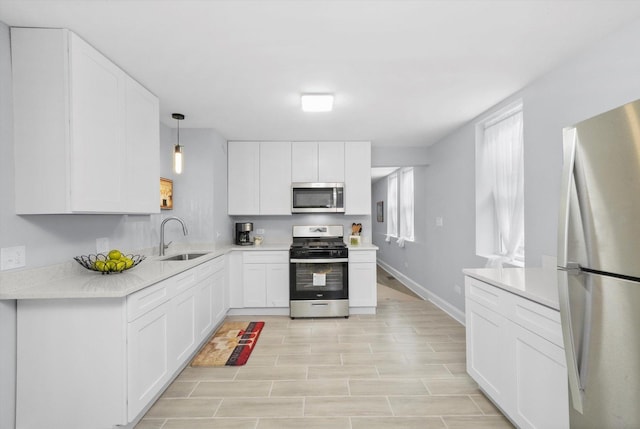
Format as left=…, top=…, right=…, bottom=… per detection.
left=0, top=241, right=377, bottom=300
left=0, top=248, right=229, bottom=300
left=463, top=267, right=560, bottom=310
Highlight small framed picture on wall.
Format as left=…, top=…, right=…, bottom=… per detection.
left=160, top=177, right=173, bottom=210
left=377, top=201, right=384, bottom=222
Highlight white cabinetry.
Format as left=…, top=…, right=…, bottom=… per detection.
left=229, top=141, right=371, bottom=216
left=11, top=27, right=159, bottom=214
left=228, top=141, right=291, bottom=215
left=292, top=141, right=345, bottom=182
left=465, top=294, right=509, bottom=404
left=344, top=141, right=372, bottom=215
left=260, top=141, right=292, bottom=214
left=129, top=257, right=227, bottom=421
left=16, top=256, right=228, bottom=429
left=465, top=276, right=569, bottom=429
left=242, top=251, right=289, bottom=307
left=127, top=298, right=171, bottom=421
left=348, top=249, right=377, bottom=307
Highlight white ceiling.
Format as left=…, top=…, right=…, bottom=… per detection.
left=2, top=1, right=640, bottom=148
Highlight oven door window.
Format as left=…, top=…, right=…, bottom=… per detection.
left=292, top=261, right=347, bottom=298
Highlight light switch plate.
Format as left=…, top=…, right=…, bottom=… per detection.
left=1, top=245, right=26, bottom=270
left=436, top=217, right=444, bottom=227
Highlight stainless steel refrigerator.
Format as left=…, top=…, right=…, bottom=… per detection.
left=558, top=99, right=640, bottom=428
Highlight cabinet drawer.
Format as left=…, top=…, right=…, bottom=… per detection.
left=243, top=251, right=289, bottom=264
left=172, top=269, right=198, bottom=294
left=511, top=296, right=563, bottom=348
left=127, top=279, right=172, bottom=321
left=349, top=250, right=376, bottom=263
left=465, top=277, right=508, bottom=314
left=209, top=255, right=225, bottom=274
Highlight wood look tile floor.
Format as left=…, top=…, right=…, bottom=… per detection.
left=135, top=276, right=514, bottom=429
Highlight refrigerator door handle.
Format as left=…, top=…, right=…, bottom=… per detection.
left=557, top=127, right=577, bottom=268
left=558, top=269, right=585, bottom=414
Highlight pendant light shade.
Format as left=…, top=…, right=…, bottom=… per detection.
left=172, top=113, right=185, bottom=174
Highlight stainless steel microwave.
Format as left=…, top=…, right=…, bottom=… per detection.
left=291, top=183, right=345, bottom=213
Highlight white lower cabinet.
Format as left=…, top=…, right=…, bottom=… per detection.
left=16, top=256, right=228, bottom=429
left=127, top=301, right=171, bottom=421
left=465, top=276, right=569, bottom=429
left=348, top=250, right=377, bottom=307
left=169, top=287, right=197, bottom=370
left=465, top=298, right=509, bottom=405
left=510, top=322, right=568, bottom=429
left=266, top=263, right=290, bottom=307
left=242, top=251, right=289, bottom=307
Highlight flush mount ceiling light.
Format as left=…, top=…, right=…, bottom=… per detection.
left=301, top=94, right=334, bottom=112
left=172, top=113, right=184, bottom=175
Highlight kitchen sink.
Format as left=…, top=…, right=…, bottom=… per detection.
left=160, top=252, right=208, bottom=261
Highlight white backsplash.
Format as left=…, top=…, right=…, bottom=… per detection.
left=231, top=214, right=372, bottom=244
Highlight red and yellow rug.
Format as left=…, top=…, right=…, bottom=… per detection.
left=191, top=321, right=264, bottom=367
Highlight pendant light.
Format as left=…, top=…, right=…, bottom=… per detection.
left=172, top=113, right=185, bottom=174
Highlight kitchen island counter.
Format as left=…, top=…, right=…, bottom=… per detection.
left=463, top=267, right=559, bottom=310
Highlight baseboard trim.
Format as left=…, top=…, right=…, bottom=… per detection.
left=376, top=260, right=466, bottom=326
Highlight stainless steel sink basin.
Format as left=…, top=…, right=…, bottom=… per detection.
left=160, top=253, right=208, bottom=261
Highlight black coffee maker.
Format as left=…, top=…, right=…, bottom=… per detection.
left=235, top=222, right=253, bottom=246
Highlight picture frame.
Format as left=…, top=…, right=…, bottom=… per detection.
left=377, top=201, right=384, bottom=222
left=160, top=177, right=173, bottom=210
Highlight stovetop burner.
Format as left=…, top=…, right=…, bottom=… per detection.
left=291, top=238, right=346, bottom=249
left=290, top=225, right=346, bottom=250
left=290, top=225, right=348, bottom=258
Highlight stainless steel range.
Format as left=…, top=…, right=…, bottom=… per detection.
left=289, top=225, right=349, bottom=319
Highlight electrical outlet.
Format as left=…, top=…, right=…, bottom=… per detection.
left=404, top=261, right=409, bottom=268
left=96, top=237, right=109, bottom=254
left=436, top=217, right=444, bottom=227
left=256, top=228, right=265, bottom=235
left=1, top=245, right=26, bottom=270
left=454, top=284, right=462, bottom=294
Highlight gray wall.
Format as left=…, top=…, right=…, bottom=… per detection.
left=374, top=17, right=640, bottom=318
left=0, top=21, right=231, bottom=428
left=0, top=22, right=16, bottom=429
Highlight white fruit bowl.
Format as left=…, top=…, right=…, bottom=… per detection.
left=74, top=254, right=145, bottom=274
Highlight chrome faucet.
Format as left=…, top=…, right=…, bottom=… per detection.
left=159, top=217, right=188, bottom=256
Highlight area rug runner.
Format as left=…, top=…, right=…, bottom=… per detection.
left=191, top=321, right=264, bottom=367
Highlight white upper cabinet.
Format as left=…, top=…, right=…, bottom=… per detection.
left=318, top=142, right=345, bottom=182
left=291, top=142, right=318, bottom=182
left=260, top=141, right=292, bottom=215
left=292, top=142, right=345, bottom=183
left=228, top=142, right=260, bottom=215
left=123, top=78, right=161, bottom=213
left=344, top=141, right=372, bottom=215
left=11, top=28, right=160, bottom=214
left=228, top=141, right=291, bottom=215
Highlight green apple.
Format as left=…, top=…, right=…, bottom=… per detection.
left=108, top=249, right=122, bottom=260
left=94, top=260, right=107, bottom=272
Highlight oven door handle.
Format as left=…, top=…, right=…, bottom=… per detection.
left=290, top=258, right=349, bottom=263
